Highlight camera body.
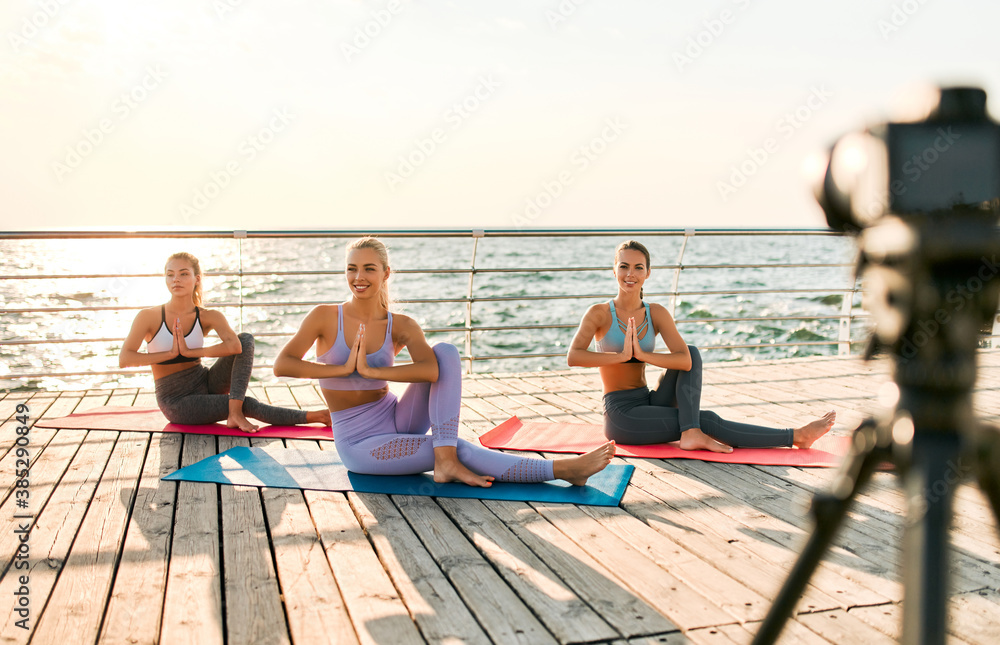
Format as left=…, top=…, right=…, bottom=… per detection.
left=815, top=87, right=1000, bottom=399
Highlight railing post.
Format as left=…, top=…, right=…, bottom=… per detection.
left=669, top=229, right=694, bottom=316
left=838, top=260, right=859, bottom=356
left=235, top=230, right=247, bottom=332
left=466, top=230, right=484, bottom=374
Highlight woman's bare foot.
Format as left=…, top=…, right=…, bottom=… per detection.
left=433, top=447, right=494, bottom=487
left=553, top=441, right=616, bottom=486
left=793, top=410, right=836, bottom=449
left=678, top=427, right=733, bottom=453
left=306, top=409, right=331, bottom=425
left=227, top=400, right=259, bottom=433
left=226, top=412, right=260, bottom=433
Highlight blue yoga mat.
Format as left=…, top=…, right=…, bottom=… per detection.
left=163, top=446, right=633, bottom=507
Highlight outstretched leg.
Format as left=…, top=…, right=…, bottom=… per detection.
left=208, top=332, right=312, bottom=431
left=386, top=343, right=614, bottom=486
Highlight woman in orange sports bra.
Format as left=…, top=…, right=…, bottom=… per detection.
left=568, top=239, right=836, bottom=453
left=118, top=252, right=329, bottom=433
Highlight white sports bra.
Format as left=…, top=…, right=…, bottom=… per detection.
left=147, top=306, right=204, bottom=364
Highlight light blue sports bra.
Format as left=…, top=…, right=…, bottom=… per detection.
left=318, top=306, right=394, bottom=390
left=595, top=300, right=655, bottom=362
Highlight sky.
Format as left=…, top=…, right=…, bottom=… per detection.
left=1, top=0, right=999, bottom=232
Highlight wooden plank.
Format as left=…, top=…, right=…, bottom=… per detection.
left=531, top=502, right=736, bottom=631
left=628, top=458, right=890, bottom=607
left=0, top=393, right=94, bottom=568
left=436, top=496, right=617, bottom=644
left=484, top=499, right=677, bottom=638
left=741, top=618, right=837, bottom=644
left=98, top=432, right=183, bottom=645
left=662, top=459, right=904, bottom=597
left=795, top=609, right=903, bottom=645
left=217, top=435, right=290, bottom=645
left=847, top=602, right=979, bottom=645
left=948, top=589, right=1000, bottom=645
left=0, top=431, right=118, bottom=644
left=772, top=461, right=1000, bottom=589
left=677, top=457, right=991, bottom=594
left=30, top=432, right=149, bottom=645
left=0, top=393, right=77, bottom=504
left=580, top=497, right=774, bottom=623
left=349, top=492, right=490, bottom=644
left=393, top=495, right=557, bottom=644
left=160, top=434, right=224, bottom=645
left=256, top=443, right=359, bottom=645
left=685, top=626, right=744, bottom=645
left=618, top=479, right=844, bottom=613
left=305, top=490, right=424, bottom=645
left=619, top=634, right=689, bottom=645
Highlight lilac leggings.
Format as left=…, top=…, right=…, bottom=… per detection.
left=330, top=343, right=555, bottom=482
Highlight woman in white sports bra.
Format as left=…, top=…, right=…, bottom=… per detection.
left=119, top=252, right=329, bottom=432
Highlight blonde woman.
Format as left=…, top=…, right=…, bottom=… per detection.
left=119, top=252, right=328, bottom=432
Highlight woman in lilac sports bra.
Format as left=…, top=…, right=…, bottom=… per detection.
left=119, top=252, right=329, bottom=433
left=568, top=240, right=836, bottom=453
left=274, top=237, right=615, bottom=487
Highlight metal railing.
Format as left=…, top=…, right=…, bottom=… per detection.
left=1, top=228, right=871, bottom=385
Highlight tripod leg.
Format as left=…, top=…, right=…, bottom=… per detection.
left=971, top=423, right=1000, bottom=530
left=751, top=419, right=889, bottom=645
left=900, top=431, right=963, bottom=645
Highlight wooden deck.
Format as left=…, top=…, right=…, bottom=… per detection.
left=1, top=353, right=999, bottom=644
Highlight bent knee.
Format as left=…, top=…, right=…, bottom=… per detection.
left=237, top=332, right=255, bottom=351
left=432, top=342, right=460, bottom=364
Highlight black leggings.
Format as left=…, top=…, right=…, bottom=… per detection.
left=602, top=345, right=793, bottom=448
left=154, top=333, right=307, bottom=426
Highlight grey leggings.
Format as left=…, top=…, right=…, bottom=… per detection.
left=154, top=332, right=307, bottom=426
left=603, top=345, right=793, bottom=448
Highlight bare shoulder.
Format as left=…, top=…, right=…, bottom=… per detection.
left=648, top=302, right=673, bottom=319
left=197, top=307, right=228, bottom=324
left=648, top=301, right=676, bottom=327
left=584, top=302, right=611, bottom=323
left=390, top=312, right=423, bottom=338
left=134, top=306, right=163, bottom=331
left=311, top=303, right=340, bottom=318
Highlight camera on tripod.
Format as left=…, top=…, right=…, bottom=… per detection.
left=752, top=86, right=1000, bottom=645
left=816, top=87, right=1000, bottom=388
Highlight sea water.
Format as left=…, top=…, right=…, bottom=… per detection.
left=0, top=233, right=863, bottom=390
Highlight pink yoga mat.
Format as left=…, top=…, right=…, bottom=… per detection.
left=479, top=416, right=853, bottom=467
left=34, top=406, right=334, bottom=440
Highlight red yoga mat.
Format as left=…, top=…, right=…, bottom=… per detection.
left=34, top=406, right=334, bottom=440
left=479, top=416, right=853, bottom=467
